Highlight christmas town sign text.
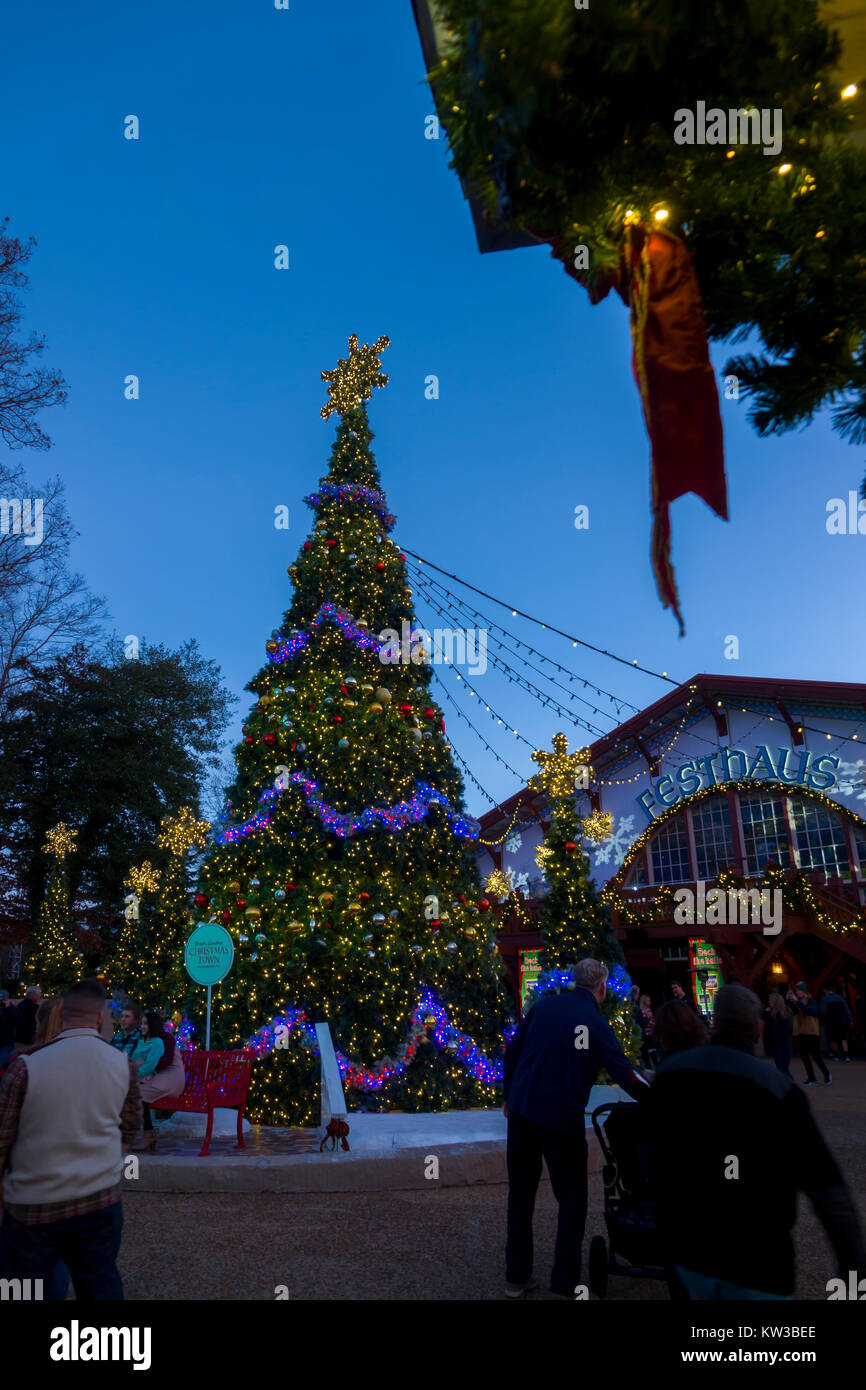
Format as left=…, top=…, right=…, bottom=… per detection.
left=636, top=745, right=840, bottom=822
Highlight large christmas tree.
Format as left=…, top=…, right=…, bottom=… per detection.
left=197, top=336, right=512, bottom=1124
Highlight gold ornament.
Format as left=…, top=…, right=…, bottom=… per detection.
left=535, top=845, right=555, bottom=870
left=319, top=891, right=335, bottom=908
left=374, top=687, right=391, bottom=704
left=531, top=732, right=593, bottom=800
left=369, top=703, right=384, bottom=715
left=125, top=860, right=160, bottom=897
left=157, top=806, right=211, bottom=856
left=485, top=869, right=512, bottom=901
left=320, top=334, right=391, bottom=420
left=583, top=809, right=614, bottom=843
left=44, top=822, right=77, bottom=858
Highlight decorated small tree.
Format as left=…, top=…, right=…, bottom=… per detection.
left=110, top=860, right=161, bottom=998
left=124, top=809, right=210, bottom=1010
left=26, top=823, right=86, bottom=991
left=529, top=734, right=639, bottom=1057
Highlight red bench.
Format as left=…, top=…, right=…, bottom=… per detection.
left=150, top=1049, right=254, bottom=1157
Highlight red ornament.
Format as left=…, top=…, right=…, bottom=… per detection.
left=479, top=899, right=490, bottom=912
left=399, top=703, right=412, bottom=716
left=399, top=553, right=406, bottom=562
left=263, top=733, right=277, bottom=746
left=375, top=562, right=385, bottom=572
left=194, top=893, right=207, bottom=907
left=303, top=541, right=312, bottom=551
left=564, top=841, right=577, bottom=852
left=333, top=715, right=343, bottom=724
left=326, top=539, right=337, bottom=549
left=286, top=882, right=296, bottom=892
left=244, top=736, right=254, bottom=745
left=340, top=685, right=348, bottom=696
left=222, top=910, right=231, bottom=925
left=424, top=708, right=434, bottom=718
left=430, top=920, right=441, bottom=931
left=359, top=891, right=371, bottom=902
left=236, top=898, right=246, bottom=910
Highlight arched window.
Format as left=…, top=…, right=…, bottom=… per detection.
left=619, top=786, right=865, bottom=887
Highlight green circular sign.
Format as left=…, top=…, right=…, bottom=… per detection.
left=184, top=923, right=234, bottom=985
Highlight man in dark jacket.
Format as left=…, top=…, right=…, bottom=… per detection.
left=0, top=993, right=19, bottom=1069
left=671, top=979, right=699, bottom=1013
left=15, top=987, right=41, bottom=1047
left=820, top=986, right=853, bottom=1062
left=646, top=984, right=865, bottom=1298
left=503, top=957, right=648, bottom=1299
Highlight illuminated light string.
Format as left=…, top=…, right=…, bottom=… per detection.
left=214, top=775, right=480, bottom=844
left=303, top=482, right=396, bottom=531
left=596, top=685, right=700, bottom=787
left=410, top=571, right=630, bottom=727
left=212, top=992, right=512, bottom=1089
left=401, top=547, right=677, bottom=684
left=430, top=668, right=528, bottom=782
left=412, top=584, right=612, bottom=738
left=405, top=553, right=866, bottom=754
left=407, top=562, right=644, bottom=714
left=413, top=579, right=632, bottom=728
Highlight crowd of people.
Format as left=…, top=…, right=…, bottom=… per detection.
left=0, top=979, right=185, bottom=1299
left=633, top=978, right=853, bottom=1083
left=503, top=960, right=865, bottom=1301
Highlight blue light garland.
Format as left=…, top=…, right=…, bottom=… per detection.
left=303, top=482, right=395, bottom=531
left=215, top=776, right=479, bottom=844
left=184, top=992, right=509, bottom=1092
left=269, top=603, right=388, bottom=665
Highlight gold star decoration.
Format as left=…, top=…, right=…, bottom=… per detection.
left=125, top=861, right=161, bottom=897
left=44, top=822, right=77, bottom=858
left=583, top=809, right=613, bottom=843
left=157, top=807, right=211, bottom=857
left=485, top=868, right=512, bottom=901
left=531, top=733, right=593, bottom=800
left=321, top=334, right=391, bottom=420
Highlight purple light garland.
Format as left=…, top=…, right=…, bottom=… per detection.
left=232, top=990, right=506, bottom=1090
left=303, top=482, right=395, bottom=531
left=269, top=603, right=386, bottom=665
left=215, top=776, right=478, bottom=844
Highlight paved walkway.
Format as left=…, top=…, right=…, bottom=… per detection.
left=118, top=1063, right=866, bottom=1300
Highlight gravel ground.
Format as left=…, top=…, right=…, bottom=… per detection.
left=119, top=1062, right=866, bottom=1301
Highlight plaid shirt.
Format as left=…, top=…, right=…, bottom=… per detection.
left=111, top=1025, right=142, bottom=1056
left=0, top=1049, right=142, bottom=1225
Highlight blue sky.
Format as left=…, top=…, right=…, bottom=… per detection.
left=3, top=0, right=864, bottom=815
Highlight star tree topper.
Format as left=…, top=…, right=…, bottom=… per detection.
left=321, top=334, right=391, bottom=420
left=531, top=732, right=593, bottom=800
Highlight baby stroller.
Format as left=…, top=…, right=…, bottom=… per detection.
left=588, top=1101, right=681, bottom=1299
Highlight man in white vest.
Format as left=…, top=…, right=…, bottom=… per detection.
left=0, top=978, right=141, bottom=1300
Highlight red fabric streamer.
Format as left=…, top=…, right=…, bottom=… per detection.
left=556, top=225, right=727, bottom=633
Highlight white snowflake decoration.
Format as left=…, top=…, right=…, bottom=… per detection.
left=590, top=813, right=637, bottom=867
left=835, top=759, right=866, bottom=803
left=505, top=832, right=523, bottom=854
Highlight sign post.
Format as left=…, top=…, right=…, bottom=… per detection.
left=184, top=923, right=234, bottom=1049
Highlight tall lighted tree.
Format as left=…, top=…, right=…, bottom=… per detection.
left=26, top=823, right=86, bottom=991
left=128, top=809, right=210, bottom=1009
left=111, top=860, right=161, bottom=998
left=197, top=336, right=512, bottom=1124
left=531, top=734, right=638, bottom=1056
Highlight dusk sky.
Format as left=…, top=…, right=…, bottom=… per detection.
left=4, top=0, right=864, bottom=815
